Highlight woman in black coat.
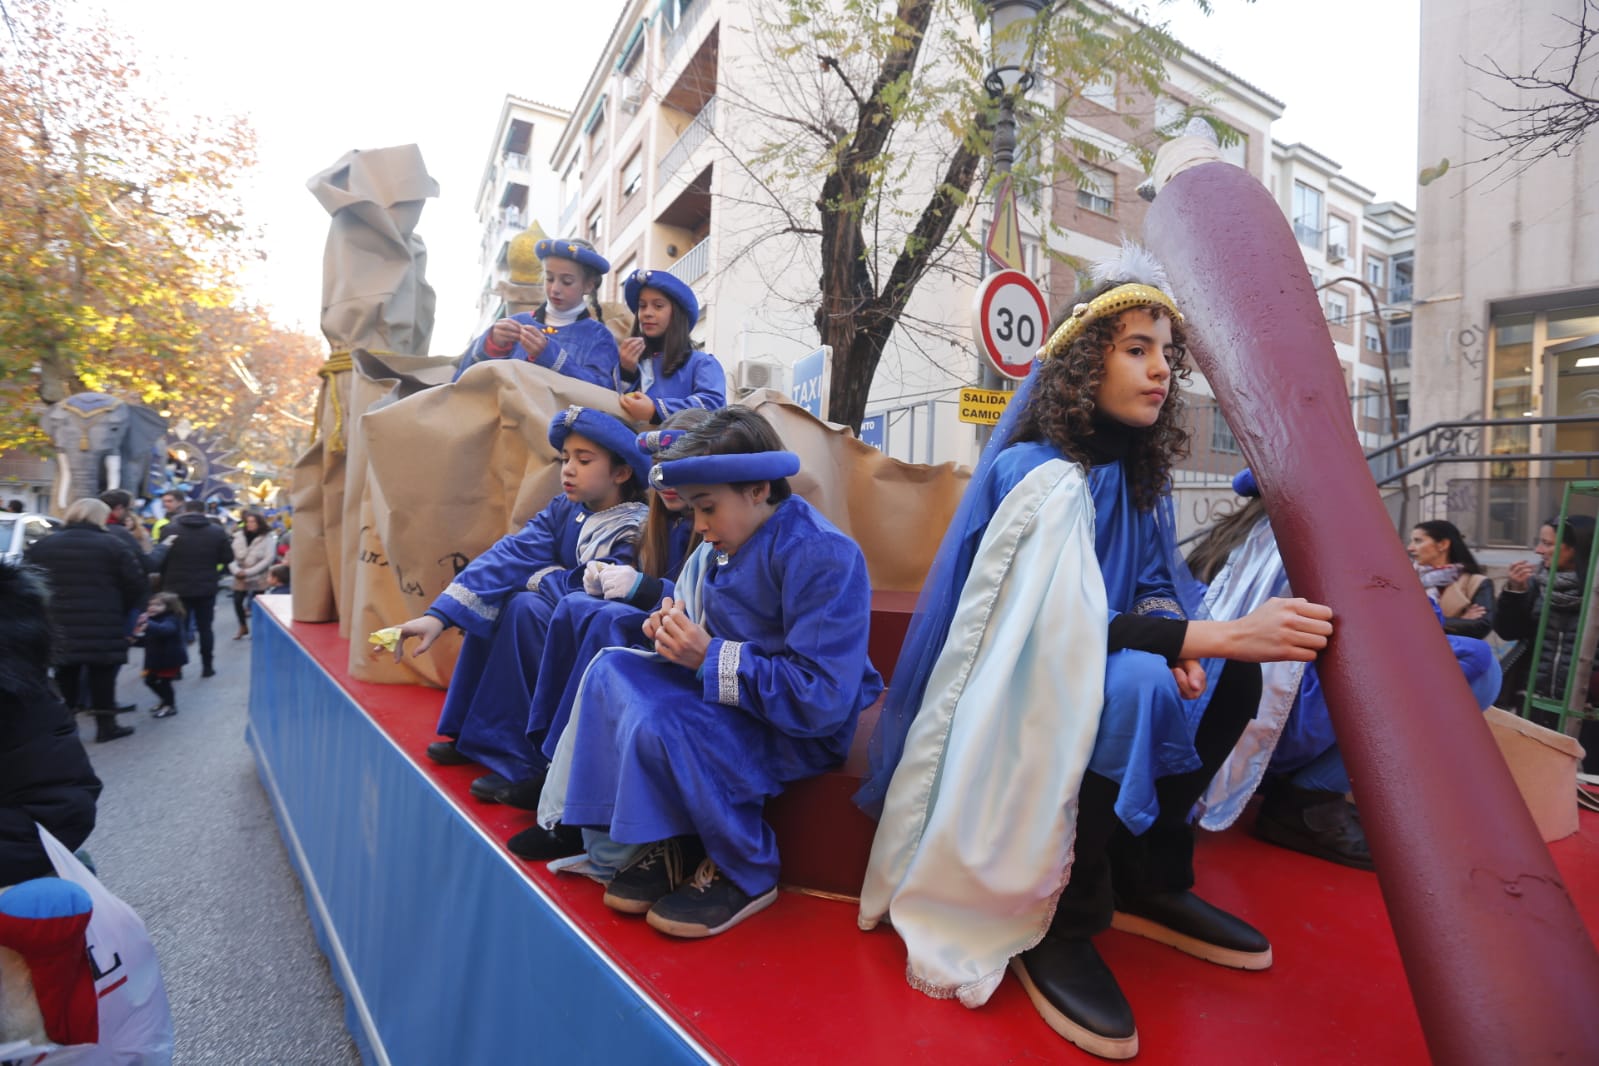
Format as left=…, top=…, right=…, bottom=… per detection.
left=25, top=498, right=147, bottom=742
left=0, top=561, right=102, bottom=885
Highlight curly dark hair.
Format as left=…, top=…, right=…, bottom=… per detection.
left=1011, top=280, right=1192, bottom=510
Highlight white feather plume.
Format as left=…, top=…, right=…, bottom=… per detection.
left=1088, top=238, right=1171, bottom=291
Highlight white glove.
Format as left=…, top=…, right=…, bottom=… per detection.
left=582, top=560, right=607, bottom=597
left=598, top=564, right=641, bottom=601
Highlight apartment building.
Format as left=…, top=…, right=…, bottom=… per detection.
left=472, top=96, right=571, bottom=336
left=523, top=0, right=1413, bottom=474
left=1412, top=0, right=1599, bottom=546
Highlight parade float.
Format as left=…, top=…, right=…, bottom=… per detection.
left=249, top=143, right=1599, bottom=1064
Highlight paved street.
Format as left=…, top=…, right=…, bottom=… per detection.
left=79, top=596, right=360, bottom=1065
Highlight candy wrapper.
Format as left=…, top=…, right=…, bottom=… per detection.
left=368, top=625, right=404, bottom=656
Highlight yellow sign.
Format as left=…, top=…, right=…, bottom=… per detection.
left=958, top=386, right=1012, bottom=426
left=985, top=177, right=1024, bottom=271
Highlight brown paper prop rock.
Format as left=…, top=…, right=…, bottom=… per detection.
left=356, top=360, right=629, bottom=684
left=355, top=369, right=967, bottom=687
left=291, top=145, right=440, bottom=624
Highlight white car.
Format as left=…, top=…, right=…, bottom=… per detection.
left=1, top=512, right=63, bottom=565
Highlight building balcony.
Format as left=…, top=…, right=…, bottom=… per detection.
left=559, top=197, right=579, bottom=237
left=1389, top=281, right=1413, bottom=304
left=1293, top=221, right=1322, bottom=248
left=663, top=0, right=710, bottom=68
left=659, top=96, right=717, bottom=190
left=501, top=151, right=530, bottom=173
left=667, top=236, right=709, bottom=286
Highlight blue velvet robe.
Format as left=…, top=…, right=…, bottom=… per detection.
left=430, top=497, right=644, bottom=782
left=526, top=514, right=697, bottom=761
left=983, top=442, right=1212, bottom=834
left=556, top=497, right=884, bottom=895
left=453, top=311, right=620, bottom=387
left=611, top=349, right=727, bottom=422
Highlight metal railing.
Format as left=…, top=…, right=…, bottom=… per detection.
left=1293, top=220, right=1322, bottom=247
left=663, top=0, right=708, bottom=67
left=658, top=96, right=717, bottom=190
left=667, top=236, right=709, bottom=285
left=501, top=151, right=530, bottom=172
left=1389, top=281, right=1413, bottom=303
left=559, top=197, right=578, bottom=237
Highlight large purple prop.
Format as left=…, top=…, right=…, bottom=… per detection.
left=1146, top=161, right=1599, bottom=1063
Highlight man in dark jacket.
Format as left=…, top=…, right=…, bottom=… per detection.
left=159, top=500, right=233, bottom=677
left=0, top=562, right=102, bottom=884
left=24, top=499, right=146, bottom=740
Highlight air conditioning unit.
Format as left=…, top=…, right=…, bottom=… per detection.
left=620, top=76, right=646, bottom=113
left=736, top=359, right=783, bottom=395
left=1327, top=242, right=1347, bottom=263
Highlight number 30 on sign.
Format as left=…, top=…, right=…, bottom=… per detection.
left=972, top=270, right=1049, bottom=380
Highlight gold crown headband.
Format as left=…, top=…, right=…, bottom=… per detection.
left=1037, top=283, right=1184, bottom=361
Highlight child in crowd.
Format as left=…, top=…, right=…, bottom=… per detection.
left=393, top=407, right=652, bottom=807
left=265, top=564, right=291, bottom=595
left=454, top=239, right=619, bottom=385
left=615, top=269, right=727, bottom=423
left=537, top=407, right=883, bottom=938
left=856, top=248, right=1334, bottom=1060
left=134, top=592, right=187, bottom=719
left=508, top=409, right=712, bottom=860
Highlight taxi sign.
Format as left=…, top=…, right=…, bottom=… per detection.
left=958, top=386, right=1012, bottom=426
left=972, top=270, right=1048, bottom=380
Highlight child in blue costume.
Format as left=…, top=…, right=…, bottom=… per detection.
left=453, top=238, right=619, bottom=386
left=856, top=250, right=1335, bottom=1061
left=392, top=407, right=652, bottom=806
left=1187, top=471, right=1503, bottom=871
left=506, top=411, right=712, bottom=861
left=538, top=407, right=883, bottom=938
left=614, top=269, right=727, bottom=423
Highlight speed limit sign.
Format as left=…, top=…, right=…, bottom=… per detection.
left=972, top=270, right=1049, bottom=380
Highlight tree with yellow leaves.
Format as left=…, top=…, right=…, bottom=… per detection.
left=0, top=0, right=277, bottom=453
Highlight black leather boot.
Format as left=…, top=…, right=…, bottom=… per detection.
left=1010, top=936, right=1137, bottom=1060
left=1112, top=890, right=1272, bottom=970
left=94, top=714, right=134, bottom=743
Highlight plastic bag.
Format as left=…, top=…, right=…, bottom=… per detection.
left=0, top=827, right=174, bottom=1065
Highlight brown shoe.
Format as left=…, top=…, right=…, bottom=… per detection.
left=234, top=626, right=249, bottom=640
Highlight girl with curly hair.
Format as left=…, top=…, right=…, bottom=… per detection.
left=858, top=247, right=1333, bottom=1060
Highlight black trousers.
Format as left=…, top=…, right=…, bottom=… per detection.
left=1050, top=659, right=1264, bottom=939
left=145, top=675, right=175, bottom=707
left=181, top=593, right=217, bottom=669
left=55, top=662, right=121, bottom=712
left=232, top=588, right=258, bottom=628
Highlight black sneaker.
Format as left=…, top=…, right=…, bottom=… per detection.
left=645, top=859, right=778, bottom=938
left=425, top=739, right=471, bottom=766
left=1254, top=783, right=1374, bottom=871
left=94, top=724, right=135, bottom=743
left=1111, top=890, right=1272, bottom=970
left=603, top=838, right=698, bottom=915
left=152, top=704, right=177, bottom=719
left=506, top=824, right=584, bottom=861
left=494, top=771, right=548, bottom=812
left=201, top=665, right=216, bottom=678
left=469, top=773, right=511, bottom=802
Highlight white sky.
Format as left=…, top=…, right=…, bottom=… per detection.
left=86, top=0, right=1420, bottom=354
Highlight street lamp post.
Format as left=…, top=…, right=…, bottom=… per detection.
left=976, top=0, right=1048, bottom=444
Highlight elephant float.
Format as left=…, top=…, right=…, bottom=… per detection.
left=39, top=394, right=168, bottom=513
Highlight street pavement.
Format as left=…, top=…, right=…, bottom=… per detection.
left=80, top=596, right=361, bottom=1065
